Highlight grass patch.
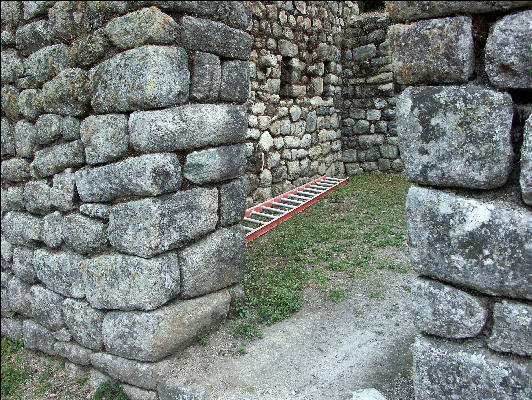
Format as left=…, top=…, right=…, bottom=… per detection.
left=93, top=380, right=128, bottom=400
left=1, top=338, right=28, bottom=398
left=234, top=173, right=411, bottom=342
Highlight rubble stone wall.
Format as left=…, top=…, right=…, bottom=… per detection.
left=1, top=1, right=250, bottom=397
left=388, top=1, right=532, bottom=399
left=245, top=1, right=359, bottom=203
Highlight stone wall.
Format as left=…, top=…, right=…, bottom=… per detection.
left=1, top=1, right=250, bottom=397
left=245, top=1, right=358, bottom=203
left=341, top=12, right=402, bottom=175
left=388, top=1, right=532, bottom=399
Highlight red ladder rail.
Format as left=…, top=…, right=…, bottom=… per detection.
left=243, top=175, right=349, bottom=243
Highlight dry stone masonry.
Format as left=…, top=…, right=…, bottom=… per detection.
left=2, top=1, right=250, bottom=397
left=388, top=1, right=532, bottom=399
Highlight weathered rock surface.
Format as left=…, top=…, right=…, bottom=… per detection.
left=12, top=247, right=36, bottom=283
left=406, top=186, right=532, bottom=300
left=34, top=249, right=86, bottom=298
left=85, top=252, right=180, bottom=311
left=75, top=153, right=181, bottom=202
left=220, top=178, right=246, bottom=226
left=35, top=114, right=62, bottom=145
left=220, top=60, right=249, bottom=102
left=397, top=86, right=513, bottom=189
left=390, top=17, right=474, bottom=84
left=2, top=211, right=42, bottom=245
left=107, top=188, right=217, bottom=258
left=23, top=180, right=51, bottom=215
left=129, top=104, right=246, bottom=153
left=31, top=140, right=85, bottom=177
left=413, top=335, right=532, bottom=400
left=23, top=44, right=72, bottom=84
left=488, top=300, right=532, bottom=357
left=102, top=290, right=231, bottom=361
left=23, top=320, right=56, bottom=355
left=54, top=341, right=92, bottom=365
left=62, top=214, right=108, bottom=254
left=62, top=298, right=105, bottom=350
left=42, top=211, right=63, bottom=248
left=184, top=144, right=246, bottom=184
left=90, top=352, right=156, bottom=389
left=30, top=285, right=64, bottom=330
left=80, top=114, right=129, bottom=165
left=41, top=68, right=90, bottom=116
left=190, top=52, right=221, bottom=102
left=180, top=226, right=246, bottom=298
left=6, top=276, right=33, bottom=317
left=50, top=168, right=76, bottom=211
left=90, top=45, right=189, bottom=113
left=1, top=158, right=31, bottom=182
left=485, top=10, right=532, bottom=89
left=521, top=115, right=532, bottom=205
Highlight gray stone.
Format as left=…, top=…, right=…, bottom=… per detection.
left=31, top=140, right=85, bottom=177
left=1, top=85, right=21, bottom=120
left=24, top=180, right=51, bottom=215
left=23, top=320, right=55, bottom=355
left=406, top=186, right=532, bottom=300
left=14, top=120, right=36, bottom=159
left=30, top=285, right=64, bottom=330
left=53, top=328, right=71, bottom=342
left=352, top=44, right=376, bottom=61
left=105, top=7, right=179, bottom=50
left=1, top=117, right=15, bottom=157
left=412, top=335, right=532, bottom=400
left=62, top=298, right=104, bottom=350
left=54, top=342, right=92, bottom=365
left=79, top=204, right=111, bottom=220
left=220, top=178, right=246, bottom=226
left=411, top=277, right=488, bottom=338
left=317, top=43, right=340, bottom=62
left=75, top=153, right=181, bottom=203
left=6, top=276, right=32, bottom=317
left=63, top=214, right=108, bottom=254
left=1, top=289, right=10, bottom=317
left=180, top=226, right=246, bottom=299
left=521, top=114, right=532, bottom=205
left=397, top=86, right=513, bottom=189
left=16, top=19, right=51, bottom=56
left=158, top=381, right=206, bottom=400
left=353, top=120, right=370, bottom=135
left=35, top=114, right=62, bottom=145
left=182, top=16, right=252, bottom=60
left=23, top=1, right=54, bottom=20
left=1, top=186, right=24, bottom=214
left=60, top=116, right=81, bottom=140
left=88, top=369, right=110, bottom=392
left=122, top=384, right=158, bottom=400
left=1, top=318, right=23, bottom=342
left=12, top=247, right=36, bottom=283
left=351, top=388, right=387, bottom=400
left=343, top=149, right=357, bottom=163
left=50, top=168, right=76, bottom=211
left=80, top=114, right=129, bottom=165
left=85, top=252, right=180, bottom=311
left=129, top=104, right=247, bottom=153
left=220, top=60, right=249, bottom=103
left=1, top=236, right=14, bottom=262
left=184, top=144, right=246, bottom=184
left=1, top=212, right=42, bottom=245
left=90, top=45, right=189, bottom=113
left=42, top=212, right=63, bottom=248
left=70, top=28, right=110, bottom=67
left=190, top=52, right=221, bottom=102
left=258, top=131, right=274, bottom=152
left=90, top=352, right=156, bottom=390
left=108, top=188, right=217, bottom=258
left=34, top=249, right=86, bottom=298
left=386, top=1, right=532, bottom=21
left=279, top=39, right=298, bottom=57
left=41, top=68, right=90, bottom=116
left=391, top=17, right=474, bottom=84
left=489, top=300, right=532, bottom=357
left=24, top=44, right=72, bottom=84
left=1, top=49, right=24, bottom=83
left=379, top=144, right=398, bottom=159
left=102, top=290, right=231, bottom=361
left=18, top=89, right=43, bottom=121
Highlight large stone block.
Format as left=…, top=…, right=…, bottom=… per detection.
left=31, top=140, right=85, bottom=177
left=180, top=226, right=246, bottom=298
left=220, top=178, right=246, bottom=226
left=42, top=211, right=63, bottom=248
left=2, top=212, right=42, bottom=246
left=23, top=44, right=72, bottom=84
left=1, top=49, right=24, bottom=83
left=108, top=188, right=217, bottom=258
left=397, top=86, right=513, bottom=189
left=183, top=144, right=246, bottom=184
left=1, top=158, right=31, bottom=182
left=34, top=249, right=86, bottom=298
left=181, top=16, right=252, bottom=60
left=41, top=68, right=90, bottom=116
left=6, top=276, right=33, bottom=317
left=521, top=114, right=532, bottom=205
left=102, top=290, right=231, bottom=361
left=386, top=1, right=532, bottom=21
left=390, top=17, right=473, bottom=84
left=54, top=342, right=92, bottom=365
left=90, top=45, right=189, bottom=113
left=412, top=277, right=487, bottom=338
left=488, top=300, right=532, bottom=357
left=80, top=114, right=129, bottom=165
left=412, top=335, right=531, bottom=400
left=30, top=285, right=65, bottom=331
left=85, top=252, right=180, bottom=311
left=18, top=89, right=43, bottom=121
left=62, top=298, right=105, bottom=350
left=35, top=114, right=62, bottom=145
left=104, top=6, right=179, bottom=50
left=407, top=186, right=532, bottom=300
left=75, top=153, right=181, bottom=203
left=90, top=353, right=156, bottom=390
left=23, top=320, right=56, bottom=356
left=12, top=247, right=36, bottom=283
left=62, top=214, right=108, bottom=254
left=220, top=60, right=249, bottom=103
left=190, top=52, right=221, bottom=102
left=16, top=19, right=51, bottom=56
left=129, top=104, right=247, bottom=153
left=485, top=10, right=532, bottom=88
left=24, top=180, right=51, bottom=215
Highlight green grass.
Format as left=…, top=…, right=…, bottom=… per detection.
left=1, top=338, right=28, bottom=398
left=235, top=173, right=411, bottom=343
left=92, top=380, right=128, bottom=400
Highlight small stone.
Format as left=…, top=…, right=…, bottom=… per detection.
left=1, top=85, right=21, bottom=120
left=184, top=144, right=246, bottom=184
left=258, top=131, right=274, bottom=152
left=2, top=186, right=24, bottom=214
left=1, top=212, right=42, bottom=246
left=42, top=212, right=63, bottom=248
left=23, top=1, right=54, bottom=20
left=14, top=120, right=36, bottom=159
left=1, top=49, right=24, bottom=83
left=16, top=19, right=51, bottom=56
left=24, top=44, right=72, bottom=85
left=35, top=114, right=62, bottom=145
left=50, top=168, right=76, bottom=211
left=351, top=388, right=387, bottom=400
left=220, top=60, right=249, bottom=103
left=1, top=118, right=15, bottom=157
left=41, top=68, right=90, bottom=116
left=12, top=247, right=36, bottom=283
left=34, top=249, right=86, bottom=298
left=80, top=114, right=129, bottom=165
left=488, top=300, right=532, bottom=357
left=158, top=381, right=206, bottom=400
left=122, top=384, right=158, bottom=400
left=190, top=52, right=221, bottom=102
left=352, top=44, right=376, bottom=61
left=54, top=342, right=92, bottom=365
left=60, top=116, right=81, bottom=140
left=23, top=320, right=55, bottom=355
left=1, top=318, right=23, bottom=342
left=62, top=298, right=105, bottom=350
left=23, top=180, right=51, bottom=215
left=278, top=39, right=298, bottom=57
left=17, top=89, right=42, bottom=121
left=70, top=28, right=110, bottom=67
left=220, top=178, right=246, bottom=226
left=31, top=140, right=85, bottom=177
left=62, top=214, right=108, bottom=254
left=521, top=115, right=532, bottom=205
left=79, top=204, right=111, bottom=220
left=7, top=276, right=33, bottom=317
left=30, top=285, right=65, bottom=330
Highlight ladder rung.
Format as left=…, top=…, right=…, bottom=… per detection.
left=272, top=201, right=296, bottom=209
left=309, top=185, right=326, bottom=190
left=251, top=211, right=277, bottom=219
left=314, top=183, right=333, bottom=188
left=289, top=194, right=311, bottom=201
left=296, top=191, right=315, bottom=197
left=304, top=188, right=322, bottom=194
left=262, top=206, right=286, bottom=214
left=299, top=191, right=318, bottom=197
left=281, top=198, right=303, bottom=204
left=324, top=178, right=342, bottom=182
left=244, top=217, right=266, bottom=225
left=243, top=226, right=254, bottom=232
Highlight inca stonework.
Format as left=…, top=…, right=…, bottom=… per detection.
left=1, top=1, right=531, bottom=399
left=388, top=1, right=532, bottom=399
